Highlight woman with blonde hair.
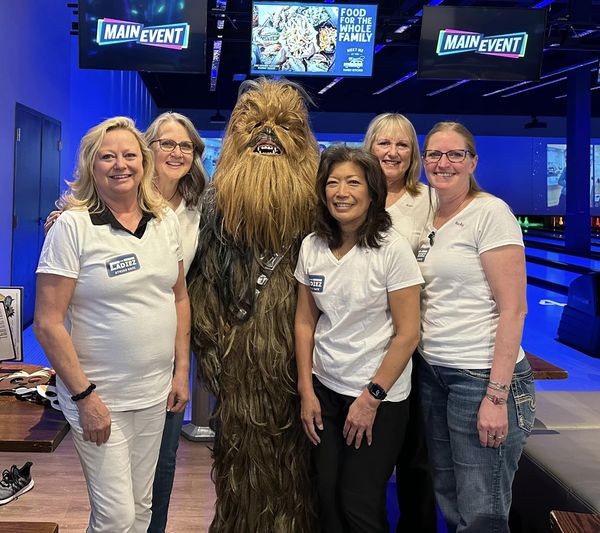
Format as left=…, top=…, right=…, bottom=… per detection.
left=417, top=121, right=534, bottom=532
left=364, top=113, right=437, bottom=532
left=35, top=116, right=190, bottom=533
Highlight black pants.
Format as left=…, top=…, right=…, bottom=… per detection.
left=312, top=377, right=409, bottom=533
left=395, top=352, right=437, bottom=533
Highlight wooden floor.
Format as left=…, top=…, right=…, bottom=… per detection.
left=0, top=433, right=216, bottom=532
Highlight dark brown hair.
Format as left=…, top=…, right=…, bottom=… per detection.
left=315, top=144, right=391, bottom=249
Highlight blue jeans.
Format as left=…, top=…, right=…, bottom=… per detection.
left=417, top=356, right=535, bottom=533
left=147, top=410, right=185, bottom=533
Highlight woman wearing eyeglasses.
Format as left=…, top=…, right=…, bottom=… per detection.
left=144, top=112, right=207, bottom=533
left=363, top=113, right=437, bottom=533
left=417, top=122, right=535, bottom=532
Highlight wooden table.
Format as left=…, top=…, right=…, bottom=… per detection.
left=525, top=351, right=568, bottom=380
left=0, top=523, right=59, bottom=533
left=0, top=363, right=69, bottom=452
left=550, top=510, right=600, bottom=532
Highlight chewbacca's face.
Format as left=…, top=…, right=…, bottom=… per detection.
left=227, top=81, right=315, bottom=162
left=214, top=79, right=319, bottom=251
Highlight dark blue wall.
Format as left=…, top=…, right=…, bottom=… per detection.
left=1, top=2, right=156, bottom=285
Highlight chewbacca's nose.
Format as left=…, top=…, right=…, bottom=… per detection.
left=263, top=126, right=274, bottom=136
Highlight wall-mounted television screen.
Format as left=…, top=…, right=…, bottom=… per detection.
left=250, top=2, right=377, bottom=77
left=78, top=0, right=207, bottom=73
left=418, top=6, right=546, bottom=81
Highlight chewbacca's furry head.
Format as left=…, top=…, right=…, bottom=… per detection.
left=213, top=78, right=319, bottom=251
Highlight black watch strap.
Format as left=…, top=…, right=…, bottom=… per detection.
left=367, top=381, right=387, bottom=401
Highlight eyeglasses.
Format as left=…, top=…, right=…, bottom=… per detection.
left=151, top=139, right=194, bottom=154
left=422, top=149, right=471, bottom=164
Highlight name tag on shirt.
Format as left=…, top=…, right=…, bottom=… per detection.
left=106, top=254, right=141, bottom=277
left=416, top=244, right=431, bottom=263
left=309, top=275, right=325, bottom=293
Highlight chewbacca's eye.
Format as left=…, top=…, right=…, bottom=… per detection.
left=253, top=122, right=263, bottom=130
left=280, top=125, right=290, bottom=131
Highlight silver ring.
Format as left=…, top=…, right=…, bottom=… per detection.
left=487, top=434, right=496, bottom=440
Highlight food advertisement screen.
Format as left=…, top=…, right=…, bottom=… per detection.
left=251, top=2, right=377, bottom=77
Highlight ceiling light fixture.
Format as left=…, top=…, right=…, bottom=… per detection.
left=372, top=71, right=417, bottom=95
left=318, top=77, right=343, bottom=95
left=555, top=83, right=600, bottom=99
left=427, top=79, right=470, bottom=96
left=484, top=58, right=597, bottom=98
left=502, top=76, right=567, bottom=97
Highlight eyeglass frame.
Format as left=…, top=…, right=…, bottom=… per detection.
left=422, top=149, right=472, bottom=164
left=150, top=138, right=195, bottom=154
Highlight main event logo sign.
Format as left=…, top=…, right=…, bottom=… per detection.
left=436, top=29, right=528, bottom=59
left=97, top=18, right=190, bottom=49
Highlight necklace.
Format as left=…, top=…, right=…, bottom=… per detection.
left=433, top=196, right=470, bottom=229
left=429, top=196, right=470, bottom=247
left=167, top=189, right=179, bottom=202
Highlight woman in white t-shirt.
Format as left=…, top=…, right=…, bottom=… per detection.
left=34, top=117, right=190, bottom=532
left=294, top=145, right=423, bottom=532
left=417, top=122, right=535, bottom=532
left=43, top=112, right=208, bottom=532
left=363, top=113, right=437, bottom=533
left=144, top=112, right=207, bottom=532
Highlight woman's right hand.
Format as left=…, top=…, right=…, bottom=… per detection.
left=77, top=393, right=112, bottom=446
left=300, top=389, right=323, bottom=445
left=44, top=210, right=62, bottom=235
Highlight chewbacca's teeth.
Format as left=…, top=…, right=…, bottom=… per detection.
left=254, top=144, right=282, bottom=155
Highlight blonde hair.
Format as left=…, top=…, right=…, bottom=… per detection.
left=423, top=121, right=483, bottom=195
left=60, top=116, right=164, bottom=217
left=363, top=113, right=422, bottom=196
left=144, top=111, right=208, bottom=208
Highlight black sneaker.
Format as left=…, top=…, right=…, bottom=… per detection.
left=0, top=461, right=34, bottom=505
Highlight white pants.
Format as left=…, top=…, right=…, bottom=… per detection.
left=63, top=401, right=167, bottom=533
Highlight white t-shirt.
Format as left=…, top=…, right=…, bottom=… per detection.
left=417, top=195, right=525, bottom=369
left=387, top=183, right=434, bottom=253
left=37, top=208, right=183, bottom=411
left=175, top=199, right=200, bottom=275
left=294, top=232, right=424, bottom=401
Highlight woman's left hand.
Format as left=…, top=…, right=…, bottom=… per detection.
left=167, top=372, right=190, bottom=413
left=477, top=397, right=509, bottom=449
left=343, top=391, right=379, bottom=449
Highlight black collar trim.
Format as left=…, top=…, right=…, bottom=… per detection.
left=90, top=208, right=154, bottom=239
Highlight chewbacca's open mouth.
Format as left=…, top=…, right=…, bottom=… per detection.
left=254, top=142, right=282, bottom=155
left=251, top=129, right=283, bottom=156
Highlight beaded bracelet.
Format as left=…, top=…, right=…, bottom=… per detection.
left=485, top=393, right=507, bottom=406
left=488, top=379, right=510, bottom=392
left=71, top=382, right=96, bottom=402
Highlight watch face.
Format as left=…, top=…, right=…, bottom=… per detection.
left=368, top=382, right=386, bottom=400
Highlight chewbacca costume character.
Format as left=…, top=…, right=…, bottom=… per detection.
left=187, top=78, right=319, bottom=532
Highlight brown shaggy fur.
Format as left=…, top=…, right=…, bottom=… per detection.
left=187, top=78, right=319, bottom=532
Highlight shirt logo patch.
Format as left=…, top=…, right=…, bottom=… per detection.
left=309, top=275, right=325, bottom=293
left=106, top=254, right=141, bottom=277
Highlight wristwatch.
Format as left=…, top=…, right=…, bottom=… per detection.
left=366, top=381, right=387, bottom=401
